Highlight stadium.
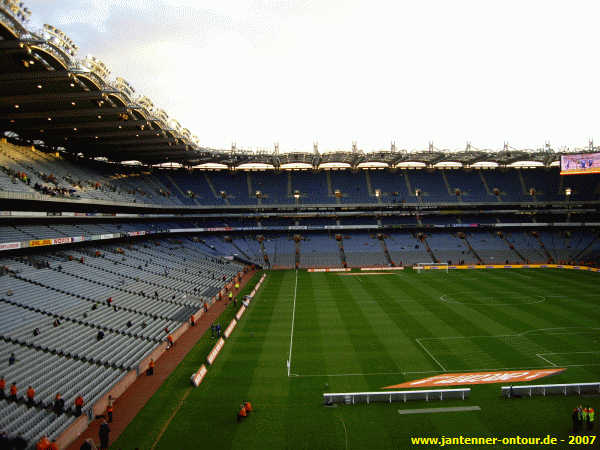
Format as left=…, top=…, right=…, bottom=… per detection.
left=0, top=1, right=599, bottom=449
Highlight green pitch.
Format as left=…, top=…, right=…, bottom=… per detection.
left=113, top=269, right=600, bottom=449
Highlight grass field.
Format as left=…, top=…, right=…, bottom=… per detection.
left=113, top=269, right=600, bottom=449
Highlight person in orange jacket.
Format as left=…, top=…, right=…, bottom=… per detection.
left=237, top=403, right=247, bottom=422
left=167, top=334, right=174, bottom=349
left=106, top=395, right=114, bottom=423
left=146, top=358, right=155, bottom=376
left=74, top=394, right=84, bottom=416
left=48, top=439, right=58, bottom=450
left=0, top=376, right=5, bottom=399
left=35, top=434, right=50, bottom=450
left=26, top=386, right=35, bottom=407
left=9, top=383, right=18, bottom=402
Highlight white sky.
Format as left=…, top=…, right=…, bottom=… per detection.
left=26, top=0, right=600, bottom=152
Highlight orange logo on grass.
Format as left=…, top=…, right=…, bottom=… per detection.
left=383, top=368, right=565, bottom=389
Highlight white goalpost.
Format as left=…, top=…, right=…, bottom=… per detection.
left=414, top=262, right=449, bottom=273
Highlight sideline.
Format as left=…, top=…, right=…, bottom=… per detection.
left=398, top=406, right=481, bottom=415
left=150, top=387, right=193, bottom=450
left=287, top=270, right=299, bottom=377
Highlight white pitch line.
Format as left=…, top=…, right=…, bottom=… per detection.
left=338, top=415, right=349, bottom=450
left=417, top=327, right=600, bottom=341
left=290, top=363, right=600, bottom=378
left=538, top=351, right=600, bottom=356
left=415, top=338, right=447, bottom=372
left=287, top=269, right=299, bottom=377
left=536, top=354, right=558, bottom=367
left=398, top=406, right=481, bottom=415
left=290, top=371, right=412, bottom=378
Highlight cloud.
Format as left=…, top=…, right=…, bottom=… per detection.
left=25, top=0, right=600, bottom=151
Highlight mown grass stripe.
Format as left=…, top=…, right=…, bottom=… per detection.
left=153, top=272, right=283, bottom=450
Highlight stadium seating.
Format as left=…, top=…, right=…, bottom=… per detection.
left=4, top=141, right=600, bottom=206
left=0, top=237, right=246, bottom=444
left=1, top=138, right=599, bottom=447
left=340, top=233, right=387, bottom=267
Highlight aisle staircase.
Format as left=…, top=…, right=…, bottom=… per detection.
left=166, top=174, right=200, bottom=205
left=420, top=235, right=437, bottom=263
left=501, top=234, right=527, bottom=263
left=380, top=238, right=394, bottom=266
left=532, top=232, right=554, bottom=263
left=337, top=238, right=347, bottom=267
left=462, top=235, right=483, bottom=264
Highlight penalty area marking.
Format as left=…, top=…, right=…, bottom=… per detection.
left=536, top=351, right=600, bottom=367
left=535, top=354, right=558, bottom=367
left=287, top=327, right=600, bottom=378
left=415, top=338, right=447, bottom=372
left=416, top=327, right=600, bottom=342
left=289, top=362, right=600, bottom=378
left=398, top=406, right=481, bottom=415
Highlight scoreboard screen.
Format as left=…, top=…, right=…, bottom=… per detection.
left=560, top=152, right=600, bottom=175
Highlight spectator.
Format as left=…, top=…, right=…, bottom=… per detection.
left=80, top=438, right=96, bottom=450
left=126, top=320, right=133, bottom=328
left=189, top=315, right=195, bottom=326
left=0, top=376, right=5, bottom=399
left=98, top=420, right=110, bottom=450
left=48, top=439, right=58, bottom=450
left=35, top=435, right=50, bottom=450
left=237, top=403, right=247, bottom=422
left=53, top=393, right=64, bottom=415
left=8, top=353, right=16, bottom=366
left=9, top=383, right=17, bottom=401
left=53, top=319, right=60, bottom=327
left=146, top=359, right=155, bottom=376
left=96, top=330, right=105, bottom=341
left=106, top=396, right=114, bottom=423
left=33, top=328, right=40, bottom=336
left=26, top=386, right=35, bottom=407
left=167, top=334, right=174, bottom=349
left=74, top=394, right=84, bottom=416
left=79, top=438, right=96, bottom=450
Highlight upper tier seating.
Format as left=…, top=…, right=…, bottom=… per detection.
left=3, top=141, right=598, bottom=206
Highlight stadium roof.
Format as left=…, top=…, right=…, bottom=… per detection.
left=1, top=1, right=598, bottom=169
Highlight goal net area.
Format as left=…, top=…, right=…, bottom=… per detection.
left=414, top=262, right=449, bottom=273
